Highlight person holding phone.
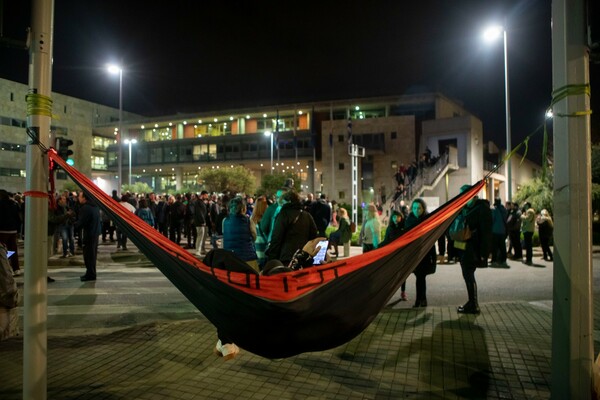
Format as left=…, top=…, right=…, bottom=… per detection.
left=266, top=190, right=318, bottom=266
left=262, top=237, right=329, bottom=275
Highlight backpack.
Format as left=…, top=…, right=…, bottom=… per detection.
left=350, top=221, right=357, bottom=233
left=449, top=211, right=472, bottom=242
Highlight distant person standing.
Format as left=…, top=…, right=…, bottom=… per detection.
left=194, top=191, right=209, bottom=256
left=490, top=198, right=508, bottom=267
left=506, top=202, right=522, bottom=260
left=520, top=202, right=536, bottom=266
left=250, top=196, right=269, bottom=268
left=455, top=185, right=492, bottom=314
left=311, top=193, right=331, bottom=238
left=222, top=196, right=259, bottom=272
left=118, top=194, right=136, bottom=250
left=405, top=198, right=436, bottom=308
left=75, top=191, right=101, bottom=281
left=360, top=204, right=381, bottom=253
left=135, top=198, right=155, bottom=226
left=537, top=209, right=554, bottom=261
left=380, top=209, right=409, bottom=301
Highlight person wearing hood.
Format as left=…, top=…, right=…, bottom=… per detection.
left=265, top=190, right=318, bottom=266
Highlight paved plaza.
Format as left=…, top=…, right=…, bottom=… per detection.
left=0, top=242, right=597, bottom=399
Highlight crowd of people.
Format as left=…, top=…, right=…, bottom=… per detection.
left=0, top=183, right=555, bottom=358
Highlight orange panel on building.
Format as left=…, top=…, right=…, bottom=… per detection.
left=298, top=115, right=308, bottom=130
left=245, top=119, right=258, bottom=134
left=232, top=121, right=238, bottom=134
left=184, top=125, right=195, bottom=138
left=171, top=127, right=177, bottom=140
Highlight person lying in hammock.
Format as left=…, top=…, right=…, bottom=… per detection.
left=206, top=237, right=329, bottom=360
left=262, top=237, right=330, bottom=276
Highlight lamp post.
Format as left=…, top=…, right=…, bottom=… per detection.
left=107, top=64, right=123, bottom=195
left=483, top=24, right=512, bottom=201
left=264, top=130, right=273, bottom=174
left=124, top=138, right=137, bottom=186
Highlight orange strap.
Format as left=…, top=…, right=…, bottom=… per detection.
left=23, top=191, right=49, bottom=199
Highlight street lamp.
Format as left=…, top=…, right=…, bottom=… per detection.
left=124, top=138, right=137, bottom=186
left=107, top=64, right=123, bottom=194
left=264, top=130, right=273, bottom=174
left=483, top=24, right=512, bottom=201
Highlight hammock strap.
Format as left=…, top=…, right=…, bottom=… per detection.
left=549, top=83, right=592, bottom=118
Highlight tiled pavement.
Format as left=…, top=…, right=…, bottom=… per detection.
left=0, top=243, right=593, bottom=399
left=1, top=303, right=553, bottom=399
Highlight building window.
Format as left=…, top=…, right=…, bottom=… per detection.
left=91, top=155, right=107, bottom=170
left=92, top=136, right=115, bottom=150
left=148, top=147, right=162, bottom=163
left=338, top=191, right=345, bottom=199
left=391, top=131, right=397, bottom=139
left=0, top=142, right=26, bottom=153
left=0, top=167, right=26, bottom=177
left=64, top=105, right=68, bottom=114
left=338, top=163, right=345, bottom=170
left=338, top=135, right=344, bottom=142
left=10, top=93, right=14, bottom=101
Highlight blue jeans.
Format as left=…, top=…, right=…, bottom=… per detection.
left=60, top=224, right=75, bottom=256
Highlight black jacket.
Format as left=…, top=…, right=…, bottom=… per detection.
left=0, top=199, right=21, bottom=232
left=463, top=199, right=493, bottom=268
left=74, top=202, right=101, bottom=244
left=193, top=199, right=208, bottom=226
left=405, top=213, right=436, bottom=276
left=266, top=202, right=318, bottom=265
left=311, top=199, right=331, bottom=233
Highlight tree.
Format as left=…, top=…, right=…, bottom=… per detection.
left=122, top=182, right=154, bottom=195
left=198, top=166, right=256, bottom=195
left=512, top=168, right=553, bottom=215
left=257, top=172, right=300, bottom=196
left=61, top=181, right=79, bottom=193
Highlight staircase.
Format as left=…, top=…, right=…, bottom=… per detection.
left=387, top=150, right=459, bottom=218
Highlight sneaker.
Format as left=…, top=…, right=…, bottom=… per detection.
left=214, top=340, right=239, bottom=360
left=60, top=254, right=68, bottom=259
left=12, top=269, right=23, bottom=277
left=400, top=291, right=408, bottom=301
left=68, top=252, right=75, bottom=257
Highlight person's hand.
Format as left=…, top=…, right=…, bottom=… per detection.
left=302, top=237, right=327, bottom=257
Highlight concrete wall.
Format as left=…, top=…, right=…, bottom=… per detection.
left=321, top=115, right=415, bottom=203
left=0, top=78, right=141, bottom=193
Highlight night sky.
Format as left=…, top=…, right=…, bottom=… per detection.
left=1, top=0, right=598, bottom=152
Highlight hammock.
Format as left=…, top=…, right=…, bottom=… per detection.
left=48, top=150, right=484, bottom=359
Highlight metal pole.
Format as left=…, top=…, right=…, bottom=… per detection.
left=24, top=1, right=54, bottom=398
left=330, top=105, right=335, bottom=199
left=550, top=0, right=593, bottom=398
left=351, top=144, right=358, bottom=225
left=270, top=133, right=273, bottom=175
left=117, top=69, right=123, bottom=195
left=128, top=141, right=132, bottom=186
left=503, top=28, right=512, bottom=202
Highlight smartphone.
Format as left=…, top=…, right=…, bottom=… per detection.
left=7, top=251, right=15, bottom=258
left=312, top=240, right=329, bottom=265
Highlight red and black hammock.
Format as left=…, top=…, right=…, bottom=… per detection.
left=48, top=150, right=483, bottom=359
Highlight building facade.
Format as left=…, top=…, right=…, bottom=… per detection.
left=1, top=77, right=539, bottom=206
